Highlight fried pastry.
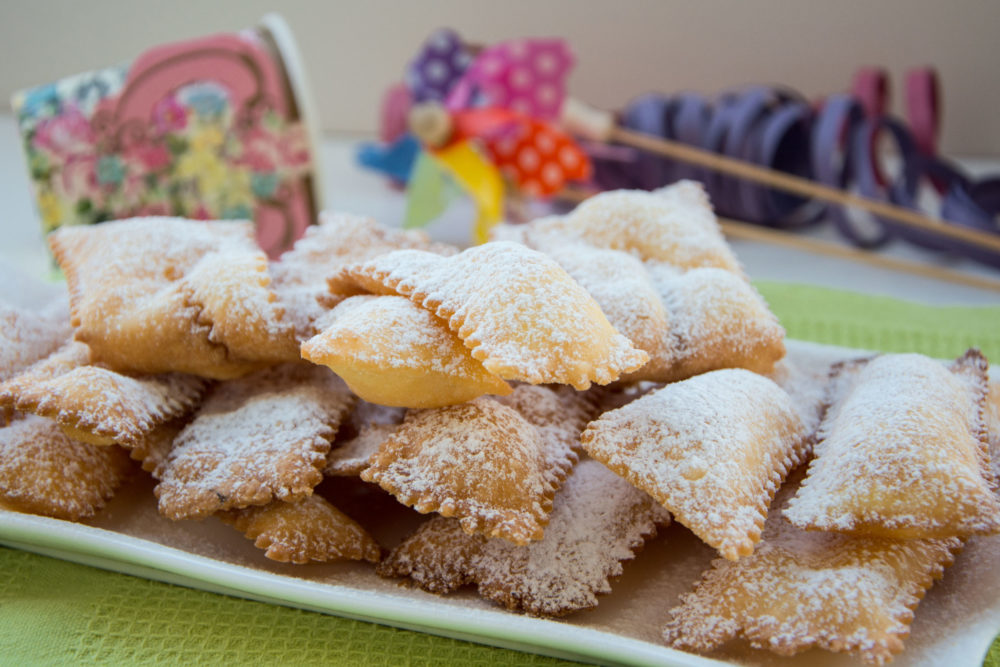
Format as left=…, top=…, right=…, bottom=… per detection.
left=1, top=342, right=207, bottom=447
left=219, top=494, right=381, bottom=564
left=270, top=212, right=456, bottom=340
left=493, top=383, right=595, bottom=454
left=49, top=217, right=297, bottom=379
left=127, top=418, right=187, bottom=475
left=360, top=384, right=584, bottom=545
left=378, top=459, right=670, bottom=616
left=504, top=182, right=742, bottom=273
left=324, top=400, right=406, bottom=477
left=0, top=295, right=71, bottom=383
left=155, top=363, right=354, bottom=520
left=537, top=243, right=675, bottom=382
left=582, top=369, right=808, bottom=560
left=301, top=295, right=511, bottom=407
left=765, top=342, right=846, bottom=438
left=650, top=266, right=786, bottom=380
left=0, top=413, right=134, bottom=520
left=785, top=351, right=1000, bottom=539
left=0, top=341, right=89, bottom=414
left=663, top=477, right=962, bottom=664
left=325, top=423, right=399, bottom=478
left=340, top=241, right=648, bottom=389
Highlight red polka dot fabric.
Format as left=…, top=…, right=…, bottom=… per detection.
left=486, top=118, right=590, bottom=196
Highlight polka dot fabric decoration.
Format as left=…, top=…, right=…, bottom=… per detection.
left=405, top=28, right=474, bottom=103
left=486, top=118, right=590, bottom=196
left=447, top=39, right=573, bottom=121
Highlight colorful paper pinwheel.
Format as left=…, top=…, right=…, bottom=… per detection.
left=358, top=29, right=591, bottom=243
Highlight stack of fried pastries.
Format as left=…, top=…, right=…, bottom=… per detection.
left=1, top=182, right=998, bottom=666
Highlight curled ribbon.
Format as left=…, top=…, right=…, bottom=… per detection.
left=591, top=70, right=1000, bottom=267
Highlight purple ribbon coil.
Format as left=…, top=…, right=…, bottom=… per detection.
left=590, top=87, right=1000, bottom=268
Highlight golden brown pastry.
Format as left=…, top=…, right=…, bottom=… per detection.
left=0, top=413, right=133, bottom=520
left=1, top=341, right=207, bottom=447
left=219, top=494, right=381, bottom=564
left=784, top=351, right=1000, bottom=539
left=502, top=182, right=742, bottom=273
left=649, top=265, right=786, bottom=381
left=270, top=212, right=456, bottom=340
left=535, top=243, right=675, bottom=382
left=154, top=363, right=354, bottom=520
left=324, top=400, right=406, bottom=477
left=360, top=384, right=586, bottom=545
left=49, top=217, right=297, bottom=379
left=378, top=459, right=669, bottom=616
left=0, top=295, right=71, bottom=384
left=985, top=372, right=1000, bottom=484
left=583, top=369, right=808, bottom=560
left=663, top=476, right=962, bottom=664
left=301, top=295, right=511, bottom=408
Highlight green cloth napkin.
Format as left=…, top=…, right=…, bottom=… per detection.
left=1, top=282, right=999, bottom=667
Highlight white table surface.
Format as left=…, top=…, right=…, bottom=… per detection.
left=1, top=114, right=998, bottom=306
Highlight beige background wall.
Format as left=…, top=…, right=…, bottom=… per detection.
left=1, top=0, right=998, bottom=156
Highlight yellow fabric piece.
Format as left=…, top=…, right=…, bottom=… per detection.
left=433, top=141, right=504, bottom=244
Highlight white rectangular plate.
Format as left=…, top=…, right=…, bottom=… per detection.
left=1, top=341, right=998, bottom=667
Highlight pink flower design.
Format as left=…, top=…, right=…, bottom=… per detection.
left=134, top=203, right=170, bottom=216
left=152, top=95, right=188, bottom=134
left=59, top=153, right=99, bottom=201
left=33, top=106, right=95, bottom=163
left=125, top=141, right=171, bottom=172
left=236, top=124, right=310, bottom=175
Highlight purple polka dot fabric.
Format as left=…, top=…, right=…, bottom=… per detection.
left=405, top=29, right=473, bottom=103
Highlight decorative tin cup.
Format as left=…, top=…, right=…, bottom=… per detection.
left=12, top=13, right=323, bottom=258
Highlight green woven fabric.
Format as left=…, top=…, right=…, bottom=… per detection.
left=1, top=282, right=999, bottom=666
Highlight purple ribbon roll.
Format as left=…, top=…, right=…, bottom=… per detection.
left=940, top=175, right=1000, bottom=267
left=812, top=94, right=868, bottom=241
left=672, top=93, right=711, bottom=181
left=754, top=100, right=823, bottom=228
left=621, top=94, right=678, bottom=190
left=588, top=84, right=1000, bottom=268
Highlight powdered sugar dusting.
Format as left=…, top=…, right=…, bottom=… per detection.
left=378, top=459, right=670, bottom=616
left=664, top=477, right=962, bottom=664
left=583, top=369, right=807, bottom=560
left=3, top=341, right=207, bottom=446
left=325, top=400, right=406, bottom=476
left=154, top=363, right=355, bottom=520
left=0, top=413, right=133, bottom=520
left=361, top=384, right=584, bottom=545
left=301, top=295, right=511, bottom=407
left=785, top=352, right=1000, bottom=538
left=986, top=374, right=1000, bottom=484
left=539, top=243, right=674, bottom=381
left=654, top=266, right=786, bottom=380
left=498, top=188, right=785, bottom=382
left=309, top=296, right=476, bottom=375
left=271, top=212, right=456, bottom=340
left=514, top=182, right=742, bottom=273
left=325, top=423, right=400, bottom=477
left=0, top=294, right=72, bottom=383
left=219, top=494, right=382, bottom=564
left=49, top=217, right=296, bottom=378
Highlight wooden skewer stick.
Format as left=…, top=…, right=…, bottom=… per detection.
left=611, top=127, right=1000, bottom=255
left=717, top=217, right=1000, bottom=294
left=558, top=99, right=1000, bottom=255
